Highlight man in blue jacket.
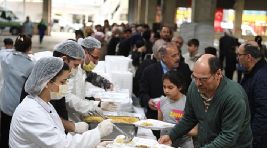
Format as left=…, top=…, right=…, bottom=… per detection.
left=238, top=41, right=267, bottom=148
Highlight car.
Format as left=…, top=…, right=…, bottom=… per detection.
left=52, top=17, right=82, bottom=33
left=0, top=7, right=22, bottom=35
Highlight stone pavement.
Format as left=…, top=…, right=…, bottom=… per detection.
left=0, top=32, right=75, bottom=53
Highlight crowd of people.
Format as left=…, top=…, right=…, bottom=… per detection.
left=0, top=19, right=267, bottom=148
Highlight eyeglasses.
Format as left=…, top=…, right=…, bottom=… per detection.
left=191, top=74, right=214, bottom=83
left=89, top=53, right=99, bottom=61
left=236, top=53, right=248, bottom=57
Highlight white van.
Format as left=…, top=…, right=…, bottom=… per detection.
left=0, top=7, right=22, bottom=35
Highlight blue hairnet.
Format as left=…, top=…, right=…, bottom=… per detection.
left=25, top=57, right=64, bottom=96
left=54, top=40, right=85, bottom=59
left=80, top=36, right=101, bottom=50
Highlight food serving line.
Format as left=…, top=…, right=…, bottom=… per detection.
left=82, top=56, right=174, bottom=147
left=31, top=52, right=173, bottom=147
left=83, top=86, right=174, bottom=148
left=84, top=86, right=157, bottom=140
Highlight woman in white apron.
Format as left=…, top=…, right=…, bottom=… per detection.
left=9, top=57, right=113, bottom=148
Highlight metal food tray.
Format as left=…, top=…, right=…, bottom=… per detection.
left=88, top=122, right=138, bottom=141
left=84, top=115, right=139, bottom=141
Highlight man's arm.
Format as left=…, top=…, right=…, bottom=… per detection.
left=85, top=71, right=112, bottom=90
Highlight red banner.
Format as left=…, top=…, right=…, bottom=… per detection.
left=214, top=8, right=224, bottom=32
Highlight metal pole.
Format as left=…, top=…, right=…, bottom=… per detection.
left=23, top=0, right=26, bottom=18
left=4, top=0, right=7, bottom=10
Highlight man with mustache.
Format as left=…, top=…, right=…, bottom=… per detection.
left=139, top=42, right=191, bottom=138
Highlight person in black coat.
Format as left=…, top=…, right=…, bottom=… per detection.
left=238, top=41, right=267, bottom=148
left=133, top=39, right=166, bottom=97
left=139, top=42, right=191, bottom=139
left=219, top=31, right=239, bottom=79
left=117, top=29, right=133, bottom=56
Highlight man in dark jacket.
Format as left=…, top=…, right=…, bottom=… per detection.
left=238, top=41, right=267, bottom=148
left=219, top=31, right=239, bottom=79
left=133, top=38, right=166, bottom=97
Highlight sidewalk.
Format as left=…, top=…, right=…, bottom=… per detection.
left=0, top=32, right=75, bottom=53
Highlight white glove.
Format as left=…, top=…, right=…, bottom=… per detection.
left=97, top=119, right=113, bottom=137
left=100, top=102, right=118, bottom=111
left=74, top=122, right=89, bottom=133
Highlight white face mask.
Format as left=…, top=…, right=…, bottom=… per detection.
left=50, top=84, right=68, bottom=100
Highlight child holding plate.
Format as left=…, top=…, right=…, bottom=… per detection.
left=157, top=70, right=197, bottom=148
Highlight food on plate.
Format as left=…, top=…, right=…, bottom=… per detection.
left=134, top=119, right=175, bottom=130
left=136, top=145, right=149, bottom=148
left=112, top=136, right=166, bottom=148
left=96, top=141, right=113, bottom=148
left=140, top=122, right=153, bottom=126
left=114, top=135, right=133, bottom=144
left=115, top=137, right=125, bottom=143
left=115, top=135, right=126, bottom=143
left=162, top=124, right=171, bottom=127
left=84, top=116, right=139, bottom=124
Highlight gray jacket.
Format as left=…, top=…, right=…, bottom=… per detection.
left=0, top=51, right=34, bottom=116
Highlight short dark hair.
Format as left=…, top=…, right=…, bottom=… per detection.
left=123, top=28, right=132, bottom=34
left=205, top=46, right=217, bottom=56
left=244, top=44, right=262, bottom=59
left=163, top=70, right=184, bottom=90
left=208, top=56, right=221, bottom=74
left=187, top=38, right=199, bottom=47
left=154, top=32, right=160, bottom=39
left=3, top=38, right=13, bottom=45
left=14, top=34, right=32, bottom=52
left=135, top=39, right=145, bottom=48
left=160, top=25, right=172, bottom=32
left=75, top=30, right=84, bottom=38
left=255, top=35, right=262, bottom=44
left=160, top=25, right=173, bottom=35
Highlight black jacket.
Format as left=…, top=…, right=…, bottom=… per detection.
left=133, top=57, right=157, bottom=96
left=241, top=59, right=267, bottom=147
